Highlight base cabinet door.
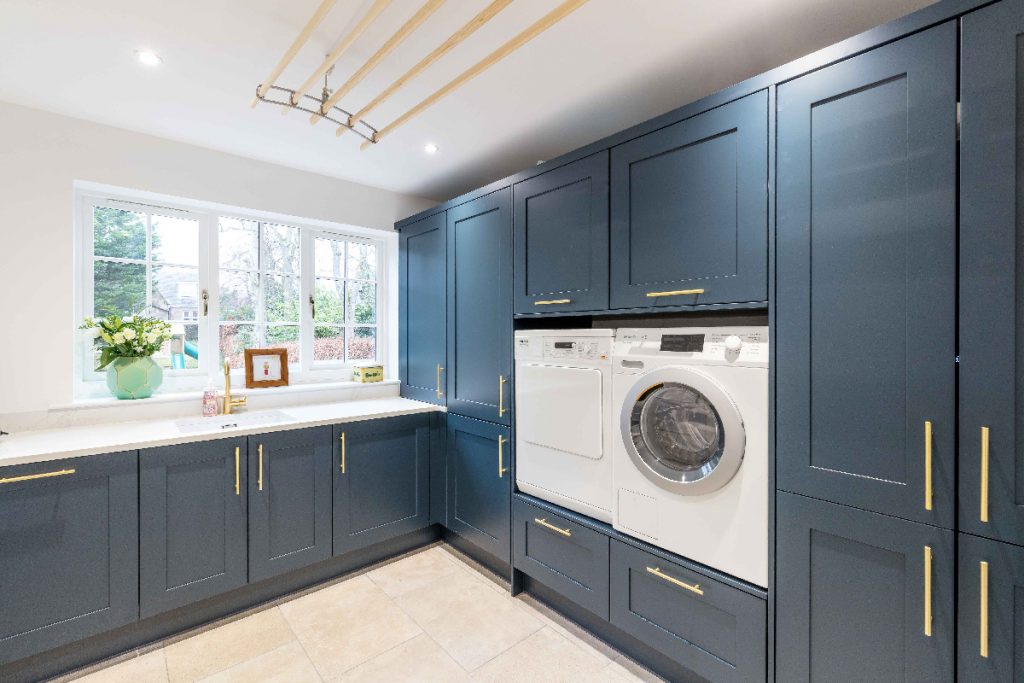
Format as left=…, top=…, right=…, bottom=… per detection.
left=248, top=427, right=333, bottom=582
left=399, top=211, right=447, bottom=405
left=139, top=438, right=248, bottom=618
left=0, top=452, right=138, bottom=664
left=958, top=533, right=1024, bottom=683
left=333, top=415, right=431, bottom=555
left=446, top=414, right=511, bottom=563
left=776, top=492, right=954, bottom=682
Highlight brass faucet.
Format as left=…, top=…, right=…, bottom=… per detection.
left=222, top=360, right=247, bottom=414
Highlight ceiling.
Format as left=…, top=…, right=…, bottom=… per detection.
left=0, top=0, right=934, bottom=202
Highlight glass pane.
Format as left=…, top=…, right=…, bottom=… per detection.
left=262, top=223, right=300, bottom=275
left=314, top=325, right=345, bottom=361
left=638, top=385, right=723, bottom=472
left=220, top=323, right=256, bottom=369
left=265, top=275, right=300, bottom=323
left=93, top=260, right=146, bottom=316
left=219, top=270, right=258, bottom=322
left=155, top=324, right=199, bottom=369
left=219, top=217, right=259, bottom=270
left=347, top=242, right=377, bottom=280
left=314, top=278, right=345, bottom=324
left=347, top=281, right=376, bottom=324
left=93, top=206, right=146, bottom=259
left=151, top=265, right=200, bottom=323
left=348, top=327, right=376, bottom=362
left=265, top=325, right=299, bottom=363
left=315, top=236, right=346, bottom=278
left=152, top=214, right=199, bottom=266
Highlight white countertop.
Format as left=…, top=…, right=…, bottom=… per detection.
left=0, top=397, right=443, bottom=469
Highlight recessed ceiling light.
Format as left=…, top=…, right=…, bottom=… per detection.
left=134, top=49, right=163, bottom=67
left=424, top=143, right=439, bottom=155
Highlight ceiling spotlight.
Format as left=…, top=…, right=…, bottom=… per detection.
left=134, top=49, right=163, bottom=67
left=424, top=143, right=439, bottom=155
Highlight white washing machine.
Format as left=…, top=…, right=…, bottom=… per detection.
left=515, top=329, right=613, bottom=523
left=612, top=326, right=768, bottom=587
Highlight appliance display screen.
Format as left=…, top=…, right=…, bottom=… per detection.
left=554, top=342, right=576, bottom=349
left=660, top=334, right=705, bottom=353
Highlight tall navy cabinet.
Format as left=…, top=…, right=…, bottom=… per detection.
left=399, top=212, right=447, bottom=405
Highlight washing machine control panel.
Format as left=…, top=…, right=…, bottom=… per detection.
left=515, top=334, right=612, bottom=362
left=614, top=327, right=769, bottom=365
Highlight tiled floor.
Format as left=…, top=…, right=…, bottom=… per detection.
left=60, top=544, right=664, bottom=683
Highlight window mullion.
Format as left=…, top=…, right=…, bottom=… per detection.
left=145, top=211, right=153, bottom=312
left=200, top=213, right=217, bottom=377
left=300, top=229, right=314, bottom=374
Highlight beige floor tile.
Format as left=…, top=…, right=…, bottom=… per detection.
left=395, top=569, right=542, bottom=671
left=196, top=641, right=321, bottom=683
left=366, top=547, right=462, bottom=598
left=164, top=607, right=295, bottom=683
left=470, top=628, right=621, bottom=683
left=516, top=595, right=617, bottom=665
left=71, top=649, right=168, bottom=682
left=279, top=574, right=422, bottom=679
left=604, top=655, right=667, bottom=682
left=337, top=634, right=470, bottom=683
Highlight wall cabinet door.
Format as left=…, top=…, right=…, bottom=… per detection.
left=399, top=211, right=447, bottom=405
left=0, top=452, right=138, bottom=664
left=776, top=492, right=954, bottom=682
left=248, top=427, right=333, bottom=582
left=446, top=414, right=511, bottom=564
left=958, top=533, right=1024, bottom=682
left=609, top=91, right=767, bottom=309
left=959, top=0, right=1024, bottom=547
left=140, top=438, right=247, bottom=618
left=513, top=152, right=608, bottom=314
left=333, top=415, right=431, bottom=555
left=447, top=188, right=513, bottom=425
left=776, top=23, right=957, bottom=527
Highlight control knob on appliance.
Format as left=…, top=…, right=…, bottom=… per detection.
left=724, top=335, right=743, bottom=352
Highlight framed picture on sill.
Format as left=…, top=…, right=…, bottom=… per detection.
left=244, top=348, right=289, bottom=388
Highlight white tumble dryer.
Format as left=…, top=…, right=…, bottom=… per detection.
left=612, top=327, right=768, bottom=587
left=515, top=329, right=613, bottom=523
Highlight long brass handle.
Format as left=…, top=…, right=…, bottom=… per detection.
left=646, top=566, right=704, bottom=596
left=234, top=447, right=240, bottom=496
left=534, top=299, right=571, bottom=305
left=980, top=560, right=989, bottom=658
left=645, top=288, right=705, bottom=298
left=534, top=517, right=571, bottom=537
left=498, top=435, right=508, bottom=478
left=924, top=545, right=933, bottom=637
left=340, top=432, right=346, bottom=474
left=924, top=420, right=933, bottom=511
left=258, top=444, right=264, bottom=492
left=981, top=427, right=990, bottom=523
left=436, top=364, right=444, bottom=399
left=498, top=375, right=507, bottom=417
left=0, top=468, right=76, bottom=485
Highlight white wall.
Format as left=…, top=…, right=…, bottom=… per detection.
left=0, top=100, right=435, bottom=417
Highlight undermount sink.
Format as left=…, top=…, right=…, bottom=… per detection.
left=174, top=410, right=295, bottom=434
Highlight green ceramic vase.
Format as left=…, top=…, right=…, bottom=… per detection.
left=105, top=356, right=163, bottom=399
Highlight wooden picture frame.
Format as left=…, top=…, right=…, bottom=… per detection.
left=243, top=348, right=290, bottom=388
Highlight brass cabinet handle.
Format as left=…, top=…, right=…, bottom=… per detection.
left=436, top=364, right=444, bottom=399
left=981, top=427, right=990, bottom=523
left=340, top=432, right=346, bottom=474
left=534, top=517, right=571, bottom=537
left=645, top=288, right=705, bottom=298
left=646, top=566, right=704, bottom=596
left=498, top=375, right=507, bottom=417
left=980, top=560, right=989, bottom=658
left=234, top=447, right=240, bottom=496
left=924, top=420, right=933, bottom=511
left=924, top=545, right=933, bottom=637
left=258, top=444, right=264, bottom=492
left=534, top=299, right=571, bottom=305
left=0, top=468, right=76, bottom=485
left=498, top=435, right=508, bottom=478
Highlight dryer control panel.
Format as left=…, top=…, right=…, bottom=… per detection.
left=515, top=331, right=612, bottom=363
left=614, top=327, right=769, bottom=366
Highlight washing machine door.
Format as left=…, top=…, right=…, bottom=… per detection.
left=620, top=367, right=745, bottom=495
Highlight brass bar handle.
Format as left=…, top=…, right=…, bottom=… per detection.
left=645, top=288, right=705, bottom=298
left=498, top=435, right=508, bottom=478
left=534, top=299, right=571, bottom=305
left=980, top=560, right=989, bottom=658
left=981, top=427, right=990, bottom=523
left=924, top=420, right=933, bottom=511
left=258, top=444, right=264, bottom=492
left=436, top=364, right=444, bottom=399
left=645, top=566, right=704, bottom=596
left=534, top=517, right=571, bottom=537
left=498, top=375, right=507, bottom=417
left=234, top=447, right=240, bottom=496
left=924, top=545, right=933, bottom=637
left=0, top=468, right=76, bottom=485
left=340, top=433, right=346, bottom=474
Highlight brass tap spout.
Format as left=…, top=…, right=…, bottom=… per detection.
left=223, top=360, right=247, bottom=415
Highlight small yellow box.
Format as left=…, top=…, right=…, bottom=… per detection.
left=353, top=365, right=384, bottom=383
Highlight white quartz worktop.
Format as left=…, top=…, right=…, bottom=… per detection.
left=0, top=397, right=443, bottom=469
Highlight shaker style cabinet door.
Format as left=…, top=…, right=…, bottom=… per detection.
left=775, top=23, right=957, bottom=527
left=0, top=452, right=139, bottom=665
left=140, top=438, right=248, bottom=618
left=609, top=90, right=767, bottom=309
left=399, top=211, right=447, bottom=405
left=776, top=492, right=955, bottom=682
left=959, top=0, right=1024, bottom=547
left=446, top=188, right=513, bottom=426
left=513, top=152, right=609, bottom=314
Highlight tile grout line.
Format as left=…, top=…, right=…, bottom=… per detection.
left=274, top=605, right=326, bottom=683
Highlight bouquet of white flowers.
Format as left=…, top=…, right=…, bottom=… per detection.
left=80, top=315, right=174, bottom=370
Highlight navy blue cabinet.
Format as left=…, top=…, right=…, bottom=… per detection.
left=446, top=189, right=513, bottom=425
left=609, top=91, right=767, bottom=310
left=248, top=427, right=333, bottom=582
left=332, top=415, right=431, bottom=555
left=399, top=212, right=447, bottom=405
left=513, top=153, right=608, bottom=314
left=959, top=0, right=1024, bottom=548
left=140, top=438, right=248, bottom=618
left=446, top=414, right=511, bottom=564
left=0, top=453, right=138, bottom=664
left=776, top=492, right=954, bottom=682
left=776, top=23, right=957, bottom=527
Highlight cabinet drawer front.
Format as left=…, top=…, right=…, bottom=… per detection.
left=609, top=539, right=765, bottom=682
left=512, top=498, right=609, bottom=619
